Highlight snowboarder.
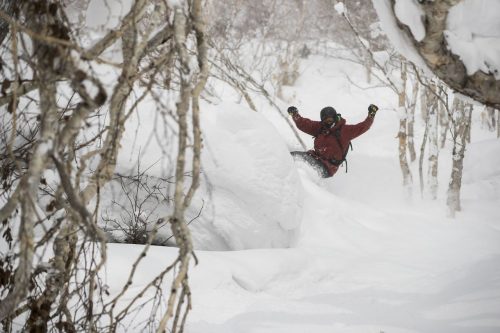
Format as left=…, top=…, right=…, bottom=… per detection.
left=288, top=104, right=378, bottom=178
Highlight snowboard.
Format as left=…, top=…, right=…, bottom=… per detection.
left=290, top=151, right=329, bottom=178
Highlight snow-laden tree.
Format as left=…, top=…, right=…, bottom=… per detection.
left=372, top=0, right=500, bottom=109
left=0, top=0, right=208, bottom=331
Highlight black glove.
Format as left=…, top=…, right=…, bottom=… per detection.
left=368, top=104, right=378, bottom=117
left=287, top=106, right=298, bottom=116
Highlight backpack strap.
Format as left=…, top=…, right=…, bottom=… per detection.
left=329, top=127, right=353, bottom=172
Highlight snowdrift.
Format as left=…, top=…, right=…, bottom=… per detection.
left=188, top=102, right=304, bottom=250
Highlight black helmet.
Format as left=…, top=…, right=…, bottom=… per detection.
left=320, top=106, right=337, bottom=121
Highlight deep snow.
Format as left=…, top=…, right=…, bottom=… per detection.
left=103, top=52, right=500, bottom=332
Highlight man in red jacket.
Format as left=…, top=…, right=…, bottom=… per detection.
left=288, top=104, right=378, bottom=178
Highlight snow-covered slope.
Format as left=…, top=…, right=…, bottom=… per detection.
left=104, top=53, right=500, bottom=332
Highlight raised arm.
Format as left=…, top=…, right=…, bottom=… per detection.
left=344, top=116, right=374, bottom=140
left=288, top=106, right=321, bottom=136
left=344, top=104, right=378, bottom=140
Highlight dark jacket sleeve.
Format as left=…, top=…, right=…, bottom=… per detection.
left=292, top=114, right=322, bottom=136
left=344, top=116, right=374, bottom=140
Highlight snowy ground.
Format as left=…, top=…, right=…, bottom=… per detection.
left=103, top=54, right=500, bottom=333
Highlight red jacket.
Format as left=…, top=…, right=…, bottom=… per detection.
left=292, top=114, right=374, bottom=177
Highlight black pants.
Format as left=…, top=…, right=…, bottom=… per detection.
left=290, top=151, right=329, bottom=178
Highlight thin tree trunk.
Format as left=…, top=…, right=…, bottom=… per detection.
left=466, top=106, right=473, bottom=143
left=364, top=48, right=373, bottom=84
left=427, top=82, right=439, bottom=200
left=184, top=0, right=209, bottom=209
left=419, top=114, right=429, bottom=198
left=439, top=85, right=450, bottom=148
left=486, top=106, right=496, bottom=132
left=420, top=79, right=428, bottom=122
left=497, top=108, right=500, bottom=138
left=418, top=75, right=432, bottom=198
left=80, top=0, right=149, bottom=205
left=398, top=61, right=412, bottom=192
left=157, top=5, right=195, bottom=333
left=407, top=78, right=419, bottom=162
left=26, top=221, right=78, bottom=332
left=447, top=100, right=471, bottom=217
left=0, top=3, right=61, bottom=320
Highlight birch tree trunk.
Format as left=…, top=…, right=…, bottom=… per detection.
left=420, top=79, right=428, bottom=122
left=157, top=0, right=208, bottom=331
left=364, top=47, right=373, bottom=84
left=407, top=77, right=419, bottom=162
left=419, top=111, right=429, bottom=199
left=466, top=107, right=473, bottom=143
left=439, top=85, right=450, bottom=148
left=447, top=99, right=471, bottom=217
left=485, top=106, right=497, bottom=132
left=398, top=61, right=412, bottom=192
left=497, top=109, right=500, bottom=138
left=427, top=82, right=439, bottom=200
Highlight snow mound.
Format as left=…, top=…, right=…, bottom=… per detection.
left=189, top=102, right=304, bottom=250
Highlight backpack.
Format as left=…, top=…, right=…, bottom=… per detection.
left=328, top=126, right=353, bottom=172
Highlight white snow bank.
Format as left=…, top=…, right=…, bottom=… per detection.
left=188, top=102, right=304, bottom=250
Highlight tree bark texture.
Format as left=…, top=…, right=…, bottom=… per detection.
left=446, top=99, right=471, bottom=217
left=497, top=109, right=500, bottom=138
left=419, top=113, right=429, bottom=199
left=439, top=85, right=450, bottom=148
left=426, top=82, right=439, bottom=200
left=398, top=61, right=412, bottom=190
left=407, top=78, right=419, bottom=162
left=157, top=2, right=205, bottom=331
